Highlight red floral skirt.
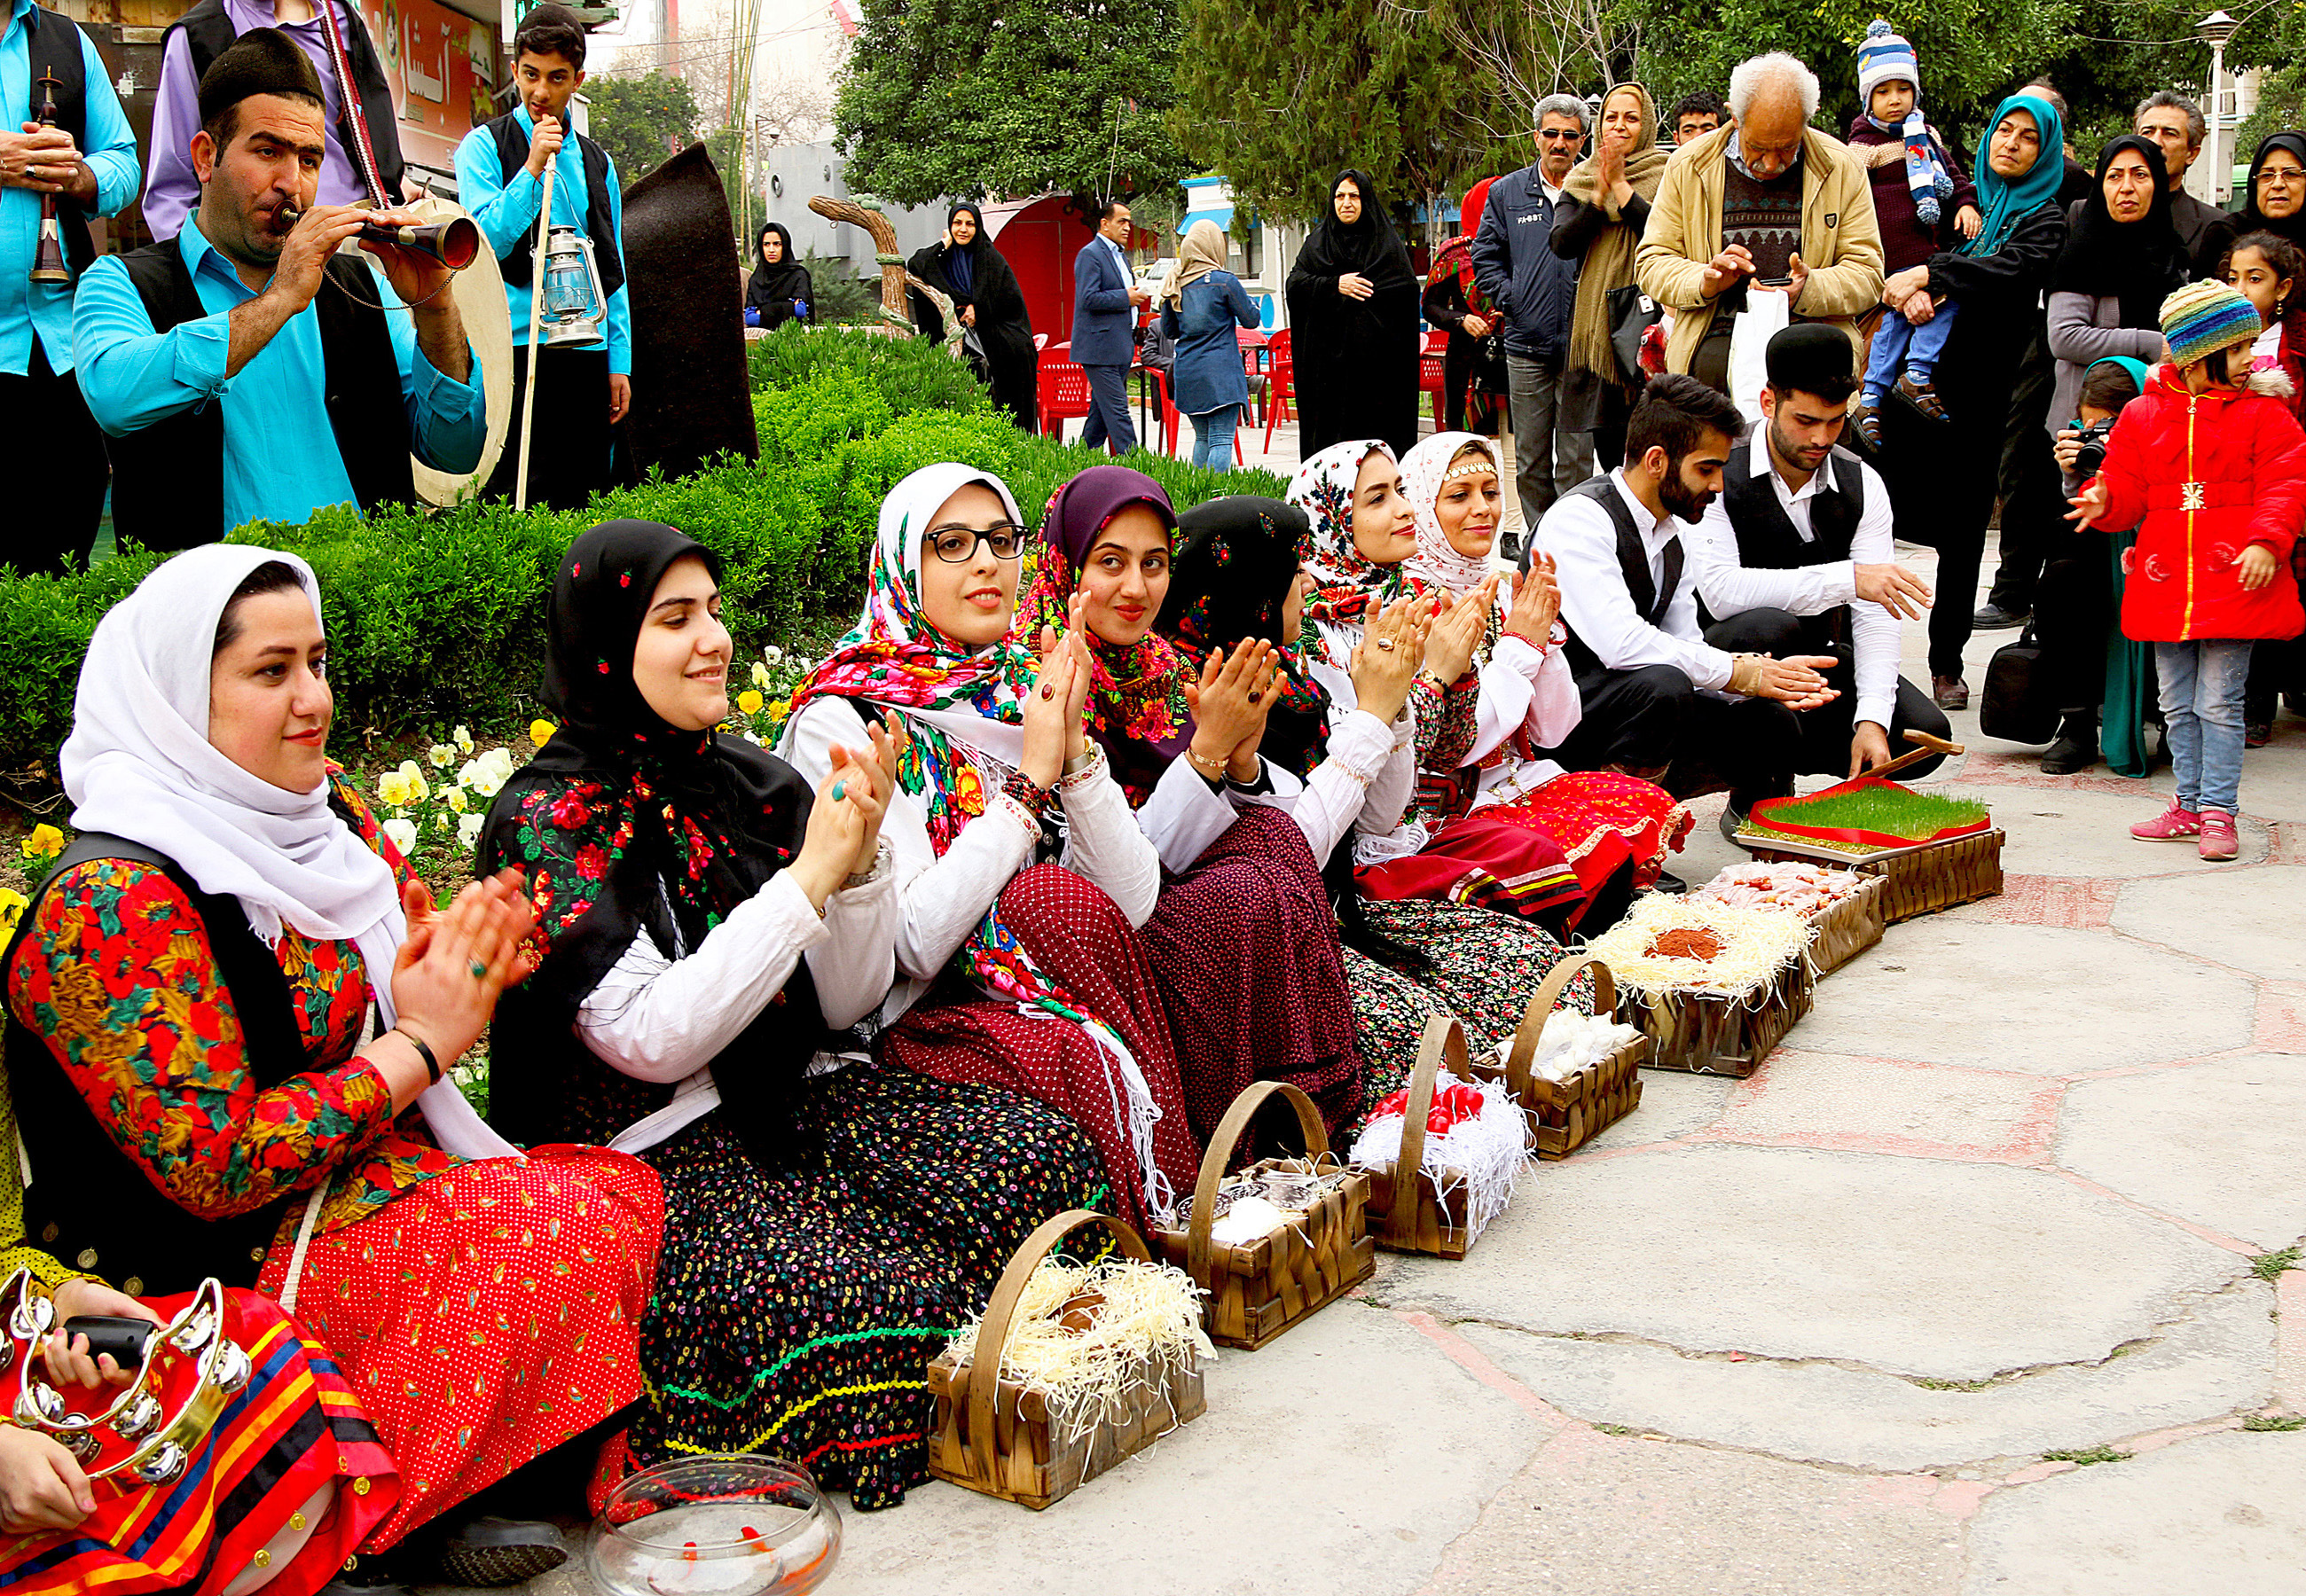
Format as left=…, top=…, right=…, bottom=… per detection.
left=1484, top=771, right=1690, bottom=910
left=256, top=1146, right=663, bottom=1549
left=884, top=864, right=1201, bottom=1232
left=0, top=1290, right=397, bottom=1596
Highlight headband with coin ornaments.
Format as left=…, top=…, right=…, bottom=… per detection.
left=1400, top=430, right=1502, bottom=595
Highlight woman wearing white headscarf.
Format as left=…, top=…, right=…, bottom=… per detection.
left=1159, top=219, right=1262, bottom=469
left=3, top=544, right=662, bottom=1576
left=1309, top=433, right=1687, bottom=930
left=780, top=464, right=1198, bottom=1228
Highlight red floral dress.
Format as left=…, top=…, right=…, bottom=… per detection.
left=4, top=776, right=663, bottom=1551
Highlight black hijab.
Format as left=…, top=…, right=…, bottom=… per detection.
left=1293, top=168, right=1417, bottom=293
left=908, top=201, right=1026, bottom=329
left=480, top=520, right=824, bottom=1158
left=1157, top=496, right=1330, bottom=778
left=2235, top=133, right=2306, bottom=250
left=747, top=222, right=812, bottom=317
left=2054, top=137, right=2188, bottom=329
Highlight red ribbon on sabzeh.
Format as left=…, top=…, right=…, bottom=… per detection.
left=1745, top=777, right=1994, bottom=850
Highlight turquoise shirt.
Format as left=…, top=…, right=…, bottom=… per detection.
left=0, top=0, right=141, bottom=376
left=71, top=213, right=486, bottom=537
left=453, top=107, right=632, bottom=374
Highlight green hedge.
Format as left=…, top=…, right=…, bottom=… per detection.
left=0, top=325, right=1286, bottom=781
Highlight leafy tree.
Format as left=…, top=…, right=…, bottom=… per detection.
left=1172, top=0, right=1479, bottom=225
left=834, top=0, right=1188, bottom=205
left=584, top=71, right=702, bottom=187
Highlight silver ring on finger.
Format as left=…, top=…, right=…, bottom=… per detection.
left=1376, top=638, right=1396, bottom=652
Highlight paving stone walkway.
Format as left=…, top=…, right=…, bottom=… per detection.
left=498, top=530, right=2306, bottom=1596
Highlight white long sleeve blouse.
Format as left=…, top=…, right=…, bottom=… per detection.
left=575, top=844, right=900, bottom=1153
left=780, top=695, right=1162, bottom=1025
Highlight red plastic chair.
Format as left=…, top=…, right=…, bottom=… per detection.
left=1419, top=348, right=1448, bottom=431
left=1260, top=328, right=1295, bottom=451
left=1037, top=354, right=1092, bottom=441
left=1151, top=366, right=1245, bottom=464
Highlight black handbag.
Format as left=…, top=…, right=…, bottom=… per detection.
left=1606, top=281, right=1663, bottom=385
left=1980, top=621, right=2059, bottom=745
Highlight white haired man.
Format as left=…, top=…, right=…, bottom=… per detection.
left=1635, top=52, right=1884, bottom=390
left=1474, top=90, right=1598, bottom=546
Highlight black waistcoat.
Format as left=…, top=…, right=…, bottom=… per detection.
left=168, top=0, right=405, bottom=204
left=106, top=235, right=415, bottom=550
left=22, top=7, right=94, bottom=277
left=1558, top=475, right=1686, bottom=677
left=4, top=835, right=319, bottom=1296
left=485, top=112, right=626, bottom=298
left=1722, top=443, right=1864, bottom=569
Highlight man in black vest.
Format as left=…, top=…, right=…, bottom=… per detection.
left=142, top=0, right=408, bottom=242
left=73, top=29, right=482, bottom=549
left=455, top=2, right=629, bottom=512
left=1694, top=323, right=1950, bottom=801
left=0, top=0, right=141, bottom=575
left=1534, top=372, right=1838, bottom=825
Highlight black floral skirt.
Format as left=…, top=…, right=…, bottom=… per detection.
left=627, top=1057, right=1103, bottom=1508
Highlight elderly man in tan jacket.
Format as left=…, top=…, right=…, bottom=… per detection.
left=1636, top=51, right=1884, bottom=389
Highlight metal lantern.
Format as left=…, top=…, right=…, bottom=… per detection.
left=538, top=223, right=607, bottom=347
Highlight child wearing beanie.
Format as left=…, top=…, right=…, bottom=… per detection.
left=2070, top=279, right=2306, bottom=859
left=1849, top=19, right=1980, bottom=445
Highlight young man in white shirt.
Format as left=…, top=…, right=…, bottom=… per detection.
left=1533, top=372, right=1839, bottom=828
left=1690, top=322, right=1951, bottom=794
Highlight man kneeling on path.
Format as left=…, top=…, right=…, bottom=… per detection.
left=1692, top=322, right=1951, bottom=794
left=1533, top=373, right=1840, bottom=835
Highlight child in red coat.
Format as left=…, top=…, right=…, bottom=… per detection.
left=2071, top=279, right=2306, bottom=859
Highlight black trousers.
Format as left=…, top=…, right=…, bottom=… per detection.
left=2034, top=529, right=2113, bottom=717
left=1703, top=608, right=1953, bottom=778
left=1987, top=335, right=2061, bottom=614
left=4, top=338, right=109, bottom=575
left=1548, top=659, right=1804, bottom=810
left=485, top=345, right=612, bottom=512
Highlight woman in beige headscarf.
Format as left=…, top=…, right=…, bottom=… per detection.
left=1158, top=218, right=1263, bottom=469
left=1549, top=82, right=1670, bottom=468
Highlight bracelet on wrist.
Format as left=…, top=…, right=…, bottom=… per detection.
left=1002, top=766, right=1055, bottom=821
left=1063, top=745, right=1096, bottom=777
left=1185, top=747, right=1228, bottom=782
left=394, top=1028, right=442, bottom=1086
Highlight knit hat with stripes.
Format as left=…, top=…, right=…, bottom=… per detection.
left=1856, top=20, right=1920, bottom=106
left=2160, top=279, right=2264, bottom=369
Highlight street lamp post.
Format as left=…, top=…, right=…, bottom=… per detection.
left=2198, top=9, right=2239, bottom=206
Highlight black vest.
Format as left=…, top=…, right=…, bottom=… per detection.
left=22, top=7, right=94, bottom=278
left=1722, top=443, right=1865, bottom=570
left=1558, top=475, right=1686, bottom=677
left=486, top=111, right=625, bottom=298
left=106, top=236, right=416, bottom=551
left=168, top=0, right=404, bottom=205
left=4, top=834, right=322, bottom=1296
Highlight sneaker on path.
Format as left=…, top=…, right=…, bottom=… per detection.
left=2130, top=800, right=2202, bottom=841
left=2198, top=809, right=2239, bottom=861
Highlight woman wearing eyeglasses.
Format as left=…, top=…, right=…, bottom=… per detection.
left=780, top=466, right=1199, bottom=1233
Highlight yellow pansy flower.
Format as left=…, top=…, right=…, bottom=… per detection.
left=21, top=825, right=66, bottom=863
left=0, top=888, right=26, bottom=934
left=737, top=689, right=765, bottom=716
left=530, top=719, right=557, bottom=748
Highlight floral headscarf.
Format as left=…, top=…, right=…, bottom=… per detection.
left=1019, top=466, right=1194, bottom=802
left=787, top=463, right=1039, bottom=853
left=1289, top=439, right=1408, bottom=625
left=1400, top=431, right=1502, bottom=594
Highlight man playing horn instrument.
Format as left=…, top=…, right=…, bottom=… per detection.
left=71, top=27, right=482, bottom=550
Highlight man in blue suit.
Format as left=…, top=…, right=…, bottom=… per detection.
left=1071, top=198, right=1149, bottom=453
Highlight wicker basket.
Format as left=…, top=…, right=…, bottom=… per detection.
left=1743, top=830, right=2004, bottom=925
left=1618, top=955, right=1816, bottom=1078
left=1803, top=872, right=1888, bottom=975
left=1149, top=1082, right=1373, bottom=1350
left=925, top=1209, right=1205, bottom=1511
left=1470, top=954, right=1647, bottom=1160
left=1361, top=1018, right=1527, bottom=1259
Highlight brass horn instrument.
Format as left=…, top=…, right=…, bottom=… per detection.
left=28, top=69, right=70, bottom=286
left=278, top=206, right=482, bottom=270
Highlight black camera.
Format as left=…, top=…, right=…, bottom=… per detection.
left=2072, top=418, right=2115, bottom=479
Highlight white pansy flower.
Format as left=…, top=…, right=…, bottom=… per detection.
left=452, top=724, right=475, bottom=755
left=458, top=811, right=485, bottom=849
left=381, top=818, right=418, bottom=857
left=427, top=743, right=455, bottom=769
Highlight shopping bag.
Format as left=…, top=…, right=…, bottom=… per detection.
left=1725, top=288, right=1792, bottom=427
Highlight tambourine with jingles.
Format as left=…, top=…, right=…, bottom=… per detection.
left=0, top=1269, right=250, bottom=1487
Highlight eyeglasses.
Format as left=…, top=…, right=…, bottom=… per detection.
left=925, top=522, right=1027, bottom=563
left=1537, top=129, right=1583, bottom=141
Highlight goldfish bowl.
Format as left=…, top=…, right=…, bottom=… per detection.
left=589, top=1456, right=841, bottom=1596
